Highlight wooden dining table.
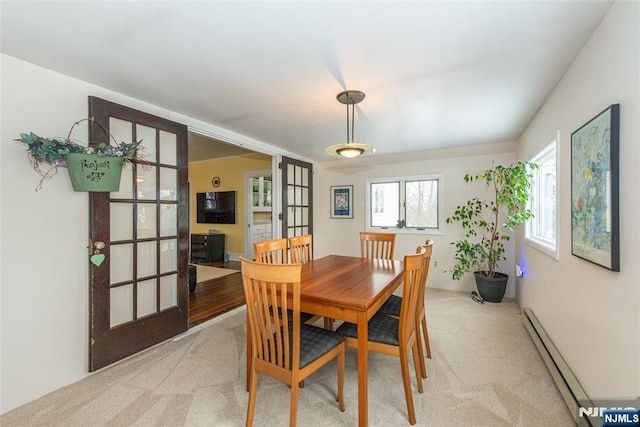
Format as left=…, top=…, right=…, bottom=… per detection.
left=244, top=254, right=404, bottom=427
left=300, top=254, right=404, bottom=426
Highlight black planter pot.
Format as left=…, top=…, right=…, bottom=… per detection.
left=473, top=271, right=508, bottom=303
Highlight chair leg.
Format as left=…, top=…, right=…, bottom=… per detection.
left=324, top=317, right=334, bottom=330
left=411, top=341, right=424, bottom=394
left=323, top=317, right=331, bottom=330
left=246, top=318, right=251, bottom=391
left=288, top=380, right=304, bottom=389
left=415, top=319, right=427, bottom=380
left=422, top=315, right=432, bottom=360
left=246, top=368, right=259, bottom=427
left=289, top=380, right=299, bottom=427
left=336, top=347, right=345, bottom=412
left=246, top=355, right=252, bottom=391
left=400, top=348, right=416, bottom=425
left=400, top=346, right=417, bottom=425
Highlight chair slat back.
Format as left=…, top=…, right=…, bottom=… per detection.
left=241, top=257, right=302, bottom=372
left=398, top=246, right=427, bottom=343
left=253, top=238, right=288, bottom=264
left=288, top=234, right=313, bottom=264
left=360, top=232, right=396, bottom=260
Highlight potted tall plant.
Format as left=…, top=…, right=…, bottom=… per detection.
left=15, top=117, right=143, bottom=191
left=446, top=161, right=537, bottom=302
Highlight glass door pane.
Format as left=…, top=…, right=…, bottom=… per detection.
left=281, top=157, right=312, bottom=238
left=89, top=96, right=188, bottom=371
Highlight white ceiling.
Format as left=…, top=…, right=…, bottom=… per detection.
left=1, top=1, right=613, bottom=163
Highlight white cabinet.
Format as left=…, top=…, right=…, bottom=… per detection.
left=252, top=176, right=272, bottom=212
left=251, top=223, right=272, bottom=244
left=246, top=172, right=273, bottom=259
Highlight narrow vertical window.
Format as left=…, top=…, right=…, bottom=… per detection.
left=526, top=139, right=559, bottom=258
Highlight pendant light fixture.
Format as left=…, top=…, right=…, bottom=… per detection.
left=326, top=90, right=375, bottom=158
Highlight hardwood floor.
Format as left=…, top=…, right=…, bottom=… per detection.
left=188, top=260, right=245, bottom=327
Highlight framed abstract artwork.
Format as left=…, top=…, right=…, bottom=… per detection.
left=570, top=104, right=620, bottom=271
left=330, top=185, right=353, bottom=218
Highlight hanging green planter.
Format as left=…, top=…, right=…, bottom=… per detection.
left=14, top=117, right=144, bottom=191
left=66, top=153, right=124, bottom=192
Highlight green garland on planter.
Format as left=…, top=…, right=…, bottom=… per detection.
left=15, top=117, right=143, bottom=191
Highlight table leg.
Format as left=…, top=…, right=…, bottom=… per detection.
left=357, top=311, right=368, bottom=427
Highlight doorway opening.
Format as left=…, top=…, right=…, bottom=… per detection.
left=187, top=132, right=274, bottom=326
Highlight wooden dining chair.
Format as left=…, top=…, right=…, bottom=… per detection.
left=315, top=231, right=397, bottom=331
left=253, top=238, right=288, bottom=264
left=324, top=232, right=398, bottom=331
left=378, top=240, right=434, bottom=380
left=360, top=231, right=396, bottom=260
left=253, top=236, right=316, bottom=353
left=288, top=234, right=331, bottom=329
left=336, top=247, right=427, bottom=425
left=241, top=257, right=346, bottom=427
left=288, top=234, right=313, bottom=264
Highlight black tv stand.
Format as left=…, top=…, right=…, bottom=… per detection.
left=190, top=233, right=225, bottom=263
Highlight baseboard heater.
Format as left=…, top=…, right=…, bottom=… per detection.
left=522, top=307, right=599, bottom=427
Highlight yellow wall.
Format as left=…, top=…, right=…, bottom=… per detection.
left=189, top=154, right=272, bottom=255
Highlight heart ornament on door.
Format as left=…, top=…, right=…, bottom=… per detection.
left=90, top=253, right=106, bottom=266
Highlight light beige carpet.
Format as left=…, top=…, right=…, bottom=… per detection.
left=194, top=265, right=239, bottom=283
left=0, top=289, right=574, bottom=426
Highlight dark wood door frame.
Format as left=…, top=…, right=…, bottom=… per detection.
left=88, top=96, right=189, bottom=371
left=281, top=156, right=313, bottom=239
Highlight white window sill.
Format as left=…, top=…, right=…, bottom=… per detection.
left=524, top=237, right=559, bottom=260
left=367, top=227, right=444, bottom=236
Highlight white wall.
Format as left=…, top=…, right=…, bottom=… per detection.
left=0, top=55, right=186, bottom=413
left=0, top=52, right=299, bottom=413
left=0, top=55, right=241, bottom=413
left=313, top=145, right=518, bottom=297
left=516, top=1, right=639, bottom=401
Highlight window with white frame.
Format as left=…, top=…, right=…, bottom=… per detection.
left=526, top=139, right=559, bottom=258
left=366, top=174, right=443, bottom=233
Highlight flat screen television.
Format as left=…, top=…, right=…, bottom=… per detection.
left=196, top=191, right=236, bottom=224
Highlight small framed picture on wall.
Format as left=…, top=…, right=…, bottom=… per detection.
left=330, top=185, right=353, bottom=219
